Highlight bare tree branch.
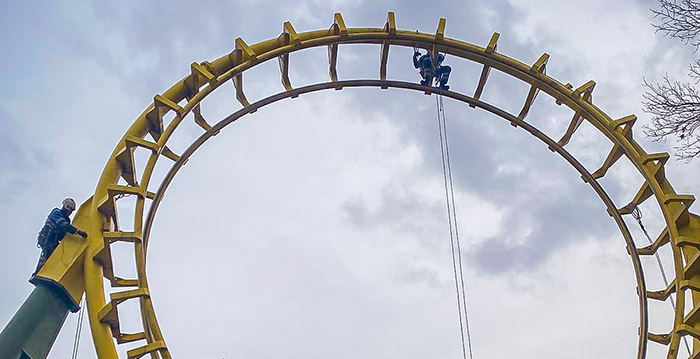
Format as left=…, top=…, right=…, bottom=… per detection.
left=644, top=1, right=700, bottom=160
left=689, top=58, right=700, bottom=82
left=643, top=76, right=700, bottom=161
left=652, top=0, right=700, bottom=50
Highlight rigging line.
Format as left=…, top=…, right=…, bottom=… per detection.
left=71, top=296, right=86, bottom=359
left=436, top=94, right=468, bottom=359
left=435, top=94, right=468, bottom=359
left=439, top=94, right=474, bottom=359
left=631, top=206, right=691, bottom=356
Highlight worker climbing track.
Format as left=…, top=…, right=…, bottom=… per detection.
left=2, top=11, right=700, bottom=359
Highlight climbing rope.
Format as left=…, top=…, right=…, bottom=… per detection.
left=631, top=206, right=690, bottom=355
left=435, top=93, right=474, bottom=359
left=439, top=94, right=473, bottom=358
left=71, top=297, right=86, bottom=359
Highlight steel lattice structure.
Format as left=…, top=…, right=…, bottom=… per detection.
left=19, top=12, right=700, bottom=359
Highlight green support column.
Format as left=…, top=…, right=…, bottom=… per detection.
left=0, top=283, right=74, bottom=359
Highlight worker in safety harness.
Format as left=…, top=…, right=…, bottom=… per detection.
left=32, top=198, right=88, bottom=277
left=413, top=49, right=451, bottom=90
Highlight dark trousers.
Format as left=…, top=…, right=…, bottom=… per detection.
left=436, top=65, right=451, bottom=85
left=420, top=65, right=451, bottom=86
left=33, top=244, right=57, bottom=276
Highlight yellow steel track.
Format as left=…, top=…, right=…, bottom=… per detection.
left=33, top=12, right=700, bottom=359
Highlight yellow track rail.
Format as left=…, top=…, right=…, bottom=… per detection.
left=33, top=12, right=700, bottom=359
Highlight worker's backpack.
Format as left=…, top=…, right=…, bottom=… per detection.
left=36, top=214, right=57, bottom=248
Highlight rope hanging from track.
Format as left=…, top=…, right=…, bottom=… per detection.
left=435, top=92, right=474, bottom=359
left=71, top=296, right=86, bottom=359
left=631, top=207, right=690, bottom=356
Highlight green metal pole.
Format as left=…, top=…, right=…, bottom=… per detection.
left=0, top=283, right=73, bottom=359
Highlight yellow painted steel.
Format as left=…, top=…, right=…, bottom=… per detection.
left=31, top=12, right=700, bottom=359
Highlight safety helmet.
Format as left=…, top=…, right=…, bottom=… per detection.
left=62, top=198, right=77, bottom=212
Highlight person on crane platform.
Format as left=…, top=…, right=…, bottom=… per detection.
left=413, top=49, right=451, bottom=90
left=32, top=198, right=88, bottom=277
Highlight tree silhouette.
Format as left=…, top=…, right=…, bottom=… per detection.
left=644, top=0, right=700, bottom=160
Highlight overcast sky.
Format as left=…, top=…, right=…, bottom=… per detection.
left=1, top=1, right=700, bottom=359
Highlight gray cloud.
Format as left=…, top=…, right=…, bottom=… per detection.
left=0, top=109, right=54, bottom=202
left=0, top=1, right=696, bottom=359
left=470, top=192, right=614, bottom=274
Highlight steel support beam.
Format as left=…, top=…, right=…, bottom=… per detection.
left=0, top=283, right=73, bottom=359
